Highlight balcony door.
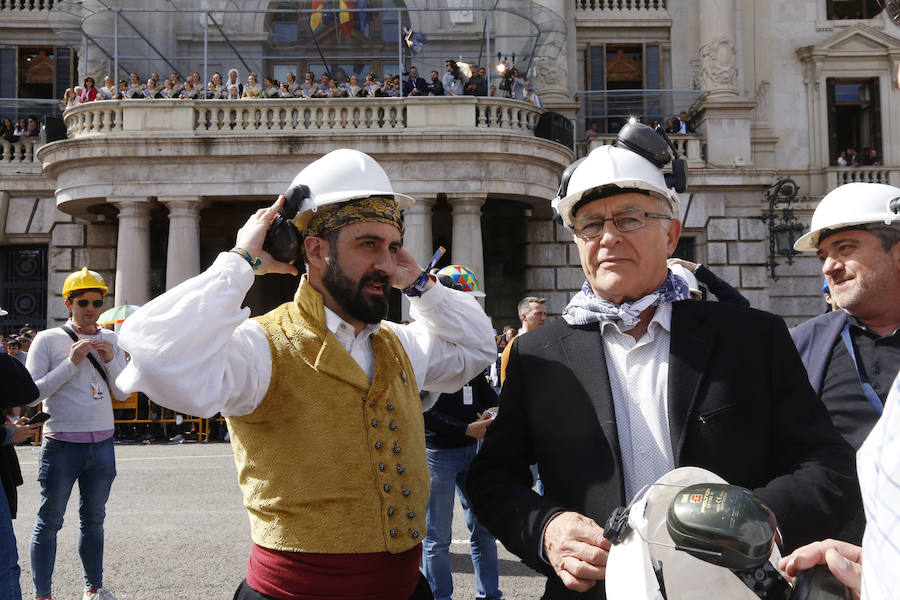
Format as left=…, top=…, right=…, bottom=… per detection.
left=584, top=43, right=662, bottom=134
left=827, top=78, right=881, bottom=166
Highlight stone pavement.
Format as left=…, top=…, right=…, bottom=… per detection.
left=12, top=442, right=546, bottom=599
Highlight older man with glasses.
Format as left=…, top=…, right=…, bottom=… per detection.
left=25, top=268, right=128, bottom=600
left=467, top=123, right=858, bottom=600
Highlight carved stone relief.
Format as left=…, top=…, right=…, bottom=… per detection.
left=699, top=37, right=738, bottom=91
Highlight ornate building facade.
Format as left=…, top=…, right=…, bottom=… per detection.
left=1, top=0, right=898, bottom=331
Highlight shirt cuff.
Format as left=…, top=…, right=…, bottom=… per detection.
left=409, top=277, right=448, bottom=310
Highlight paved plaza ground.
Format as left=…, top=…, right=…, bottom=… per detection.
left=12, top=442, right=545, bottom=599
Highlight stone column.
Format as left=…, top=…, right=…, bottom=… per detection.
left=110, top=199, right=152, bottom=306
left=401, top=197, right=435, bottom=321
left=161, top=196, right=203, bottom=290
left=698, top=0, right=738, bottom=99
left=450, top=196, right=486, bottom=303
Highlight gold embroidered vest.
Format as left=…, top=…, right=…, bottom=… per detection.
left=227, top=276, right=428, bottom=554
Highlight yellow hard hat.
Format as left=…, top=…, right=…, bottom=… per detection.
left=62, top=267, right=108, bottom=298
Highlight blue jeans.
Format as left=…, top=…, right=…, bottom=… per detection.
left=30, top=437, right=116, bottom=597
left=0, top=487, right=21, bottom=600
left=423, top=445, right=501, bottom=600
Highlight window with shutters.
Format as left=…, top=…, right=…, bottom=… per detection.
left=826, top=78, right=881, bottom=166
left=583, top=42, right=662, bottom=133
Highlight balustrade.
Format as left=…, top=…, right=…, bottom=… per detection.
left=1, top=0, right=54, bottom=11
left=0, top=138, right=39, bottom=165
left=575, top=0, right=668, bottom=14
left=827, top=167, right=900, bottom=190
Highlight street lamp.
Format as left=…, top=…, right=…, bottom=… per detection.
left=760, top=178, right=805, bottom=280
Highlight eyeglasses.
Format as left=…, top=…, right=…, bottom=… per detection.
left=570, top=209, right=672, bottom=239
left=75, top=299, right=104, bottom=308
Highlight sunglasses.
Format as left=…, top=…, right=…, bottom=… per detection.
left=75, top=299, right=104, bottom=308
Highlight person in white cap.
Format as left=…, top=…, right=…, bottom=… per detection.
left=467, top=122, right=857, bottom=599
left=116, top=149, right=495, bottom=600
left=789, top=181, right=900, bottom=544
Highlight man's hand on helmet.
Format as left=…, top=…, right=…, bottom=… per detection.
left=778, top=539, right=861, bottom=600
left=392, top=247, right=431, bottom=292
left=542, top=511, right=612, bottom=592
left=235, top=196, right=300, bottom=276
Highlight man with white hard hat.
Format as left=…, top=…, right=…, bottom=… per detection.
left=790, top=182, right=900, bottom=543
left=467, top=122, right=857, bottom=599
left=116, top=149, right=496, bottom=599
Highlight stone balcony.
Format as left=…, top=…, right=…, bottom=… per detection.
left=826, top=166, right=900, bottom=190
left=41, top=96, right=572, bottom=218
left=580, top=132, right=706, bottom=169
left=574, top=0, right=671, bottom=26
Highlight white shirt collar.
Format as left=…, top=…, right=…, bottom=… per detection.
left=323, top=305, right=381, bottom=345
left=600, top=303, right=673, bottom=339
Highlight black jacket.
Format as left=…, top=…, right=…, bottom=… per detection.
left=1, top=352, right=38, bottom=518
left=426, top=78, right=444, bottom=96
left=424, top=375, right=497, bottom=449
left=403, top=76, right=427, bottom=97
left=468, top=301, right=858, bottom=599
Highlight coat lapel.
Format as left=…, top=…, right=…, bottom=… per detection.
left=667, top=301, right=716, bottom=463
left=559, top=325, right=625, bottom=502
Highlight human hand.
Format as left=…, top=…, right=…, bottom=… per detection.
left=667, top=257, right=698, bottom=272
left=465, top=417, right=492, bottom=440
left=68, top=340, right=94, bottom=365
left=10, top=422, right=40, bottom=443
left=392, top=248, right=428, bottom=291
left=234, top=196, right=299, bottom=277
left=778, top=539, right=861, bottom=599
left=92, top=339, right=115, bottom=362
left=543, top=511, right=611, bottom=592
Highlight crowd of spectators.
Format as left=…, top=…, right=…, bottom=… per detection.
left=58, top=61, right=542, bottom=108
left=0, top=116, right=40, bottom=143
left=836, top=146, right=882, bottom=167
left=0, top=326, right=37, bottom=366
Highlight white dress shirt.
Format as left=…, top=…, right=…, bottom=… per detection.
left=601, top=303, right=675, bottom=502
left=116, top=252, right=496, bottom=419
left=858, top=372, right=900, bottom=600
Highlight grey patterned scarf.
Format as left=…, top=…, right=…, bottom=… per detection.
left=562, top=270, right=690, bottom=331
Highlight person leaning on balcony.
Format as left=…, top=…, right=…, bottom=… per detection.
left=227, top=68, right=243, bottom=97
left=126, top=73, right=144, bottom=99
left=442, top=60, right=463, bottom=96
left=426, top=70, right=443, bottom=96
left=0, top=117, right=16, bottom=142
left=169, top=72, right=184, bottom=98
left=363, top=72, right=382, bottom=97
left=80, top=77, right=98, bottom=103
left=63, top=88, right=79, bottom=111
left=242, top=74, right=263, bottom=99
left=346, top=74, right=362, bottom=98
left=23, top=117, right=39, bottom=137
left=99, top=76, right=116, bottom=100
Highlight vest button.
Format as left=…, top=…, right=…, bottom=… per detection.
left=371, top=418, right=378, bottom=427
left=375, top=441, right=383, bottom=450
left=389, top=421, right=397, bottom=430
left=387, top=507, right=395, bottom=517
left=379, top=463, right=386, bottom=472
left=393, top=442, right=401, bottom=454
left=390, top=528, right=398, bottom=538
left=384, top=483, right=391, bottom=493
left=409, top=529, right=419, bottom=539
left=396, top=464, right=405, bottom=474
left=407, top=509, right=415, bottom=519
left=401, top=486, right=411, bottom=497
left=386, top=402, right=395, bottom=411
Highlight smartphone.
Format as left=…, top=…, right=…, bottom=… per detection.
left=26, top=411, right=50, bottom=425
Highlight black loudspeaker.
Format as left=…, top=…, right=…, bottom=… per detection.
left=40, top=116, right=67, bottom=145
left=534, top=111, right=573, bottom=148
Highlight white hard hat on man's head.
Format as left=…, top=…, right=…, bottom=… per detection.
left=290, top=149, right=414, bottom=231
left=555, top=145, right=680, bottom=227
left=793, top=182, right=900, bottom=252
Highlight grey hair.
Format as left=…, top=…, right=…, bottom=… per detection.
left=518, top=296, right=547, bottom=318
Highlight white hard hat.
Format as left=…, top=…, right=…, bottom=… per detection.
left=555, top=145, right=679, bottom=227
left=606, top=467, right=783, bottom=600
left=794, top=182, right=900, bottom=252
left=0, top=305, right=7, bottom=317
left=289, top=149, right=414, bottom=231
left=668, top=264, right=700, bottom=298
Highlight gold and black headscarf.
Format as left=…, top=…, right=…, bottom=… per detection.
left=301, top=196, right=405, bottom=238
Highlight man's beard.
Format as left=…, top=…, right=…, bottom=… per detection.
left=323, top=256, right=391, bottom=325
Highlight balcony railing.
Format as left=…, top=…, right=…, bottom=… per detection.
left=575, top=0, right=668, bottom=16
left=827, top=166, right=900, bottom=190
left=63, top=97, right=546, bottom=139
left=579, top=133, right=705, bottom=168
left=1, top=0, right=55, bottom=12
left=0, top=138, right=40, bottom=165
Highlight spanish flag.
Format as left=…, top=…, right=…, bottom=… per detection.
left=310, top=0, right=323, bottom=31
left=339, top=0, right=353, bottom=37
